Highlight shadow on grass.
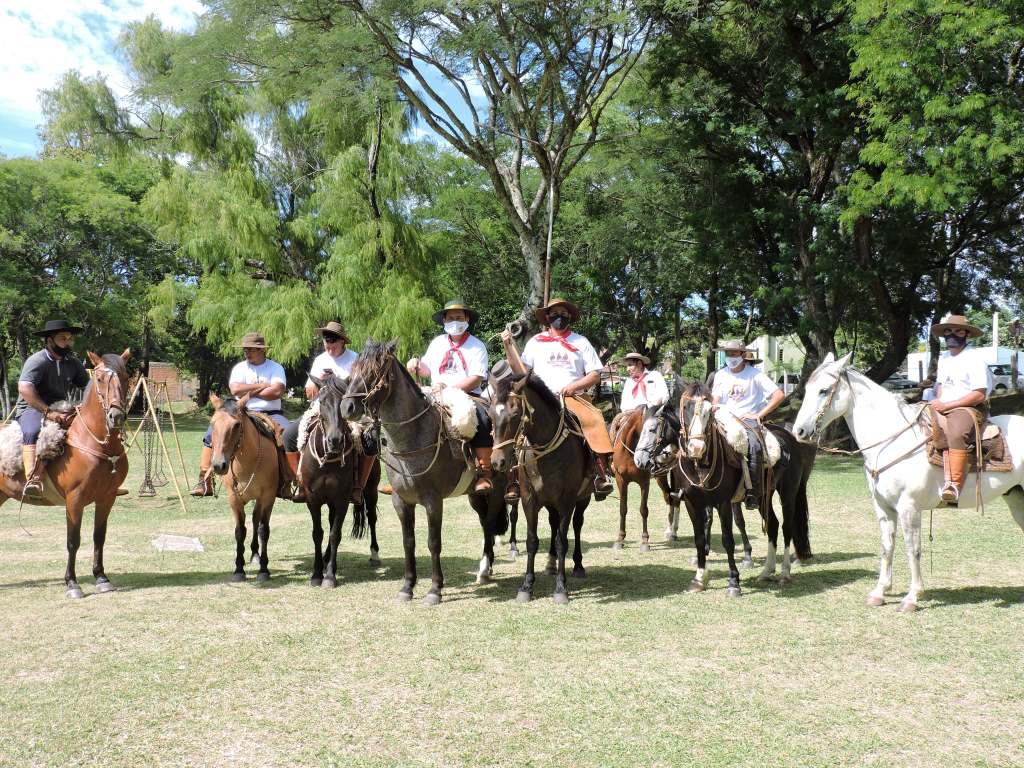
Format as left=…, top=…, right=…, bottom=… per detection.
left=924, top=585, right=1024, bottom=609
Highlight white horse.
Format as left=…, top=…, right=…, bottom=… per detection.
left=792, top=352, right=1024, bottom=611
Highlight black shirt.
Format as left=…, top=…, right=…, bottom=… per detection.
left=14, top=349, right=90, bottom=416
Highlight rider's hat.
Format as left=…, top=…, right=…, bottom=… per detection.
left=237, top=332, right=269, bottom=349
left=714, top=339, right=749, bottom=354
left=35, top=319, right=83, bottom=337
left=316, top=321, right=351, bottom=342
left=432, top=298, right=479, bottom=327
left=743, top=349, right=763, bottom=364
left=930, top=313, right=982, bottom=339
left=535, top=297, right=580, bottom=325
left=623, top=351, right=651, bottom=367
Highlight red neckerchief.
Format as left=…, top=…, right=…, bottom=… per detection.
left=631, top=374, right=647, bottom=399
left=439, top=333, right=469, bottom=374
left=535, top=328, right=579, bottom=353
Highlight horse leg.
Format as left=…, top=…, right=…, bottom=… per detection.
left=734, top=503, right=754, bottom=569
left=552, top=505, right=571, bottom=604
left=719, top=502, right=741, bottom=597
left=758, top=503, right=780, bottom=582
left=613, top=474, right=627, bottom=550
left=470, top=494, right=495, bottom=585
left=256, top=502, right=272, bottom=582
left=638, top=477, right=651, bottom=553
left=394, top=496, right=417, bottom=602
left=323, top=500, right=345, bottom=589
left=660, top=475, right=678, bottom=542
left=249, top=524, right=260, bottom=569
left=1004, top=487, right=1024, bottom=602
left=896, top=501, right=924, bottom=613
left=867, top=498, right=898, bottom=607
left=509, top=501, right=520, bottom=558
left=422, top=496, right=444, bottom=606
left=64, top=494, right=86, bottom=599
left=230, top=495, right=247, bottom=582
left=571, top=500, right=587, bottom=578
left=776, top=495, right=794, bottom=584
left=309, top=501, right=324, bottom=586
left=517, top=499, right=541, bottom=603
left=367, top=496, right=381, bottom=567
left=693, top=506, right=712, bottom=565
left=685, top=499, right=707, bottom=592
left=545, top=506, right=558, bottom=575
left=92, top=497, right=116, bottom=594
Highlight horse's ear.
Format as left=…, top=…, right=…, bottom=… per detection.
left=120, top=348, right=131, bottom=362
left=87, top=350, right=102, bottom=367
left=209, top=393, right=222, bottom=410
left=309, top=374, right=324, bottom=390
left=237, top=393, right=251, bottom=411
left=836, top=351, right=853, bottom=369
left=822, top=351, right=836, bottom=365
left=385, top=339, right=399, bottom=356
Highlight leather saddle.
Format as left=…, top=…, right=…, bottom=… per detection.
left=927, top=408, right=1012, bottom=472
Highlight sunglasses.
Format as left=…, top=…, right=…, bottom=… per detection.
left=323, top=333, right=342, bottom=343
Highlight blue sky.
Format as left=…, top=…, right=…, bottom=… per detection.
left=0, top=0, right=203, bottom=157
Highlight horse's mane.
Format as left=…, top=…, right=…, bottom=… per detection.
left=495, top=372, right=562, bottom=412
left=217, top=397, right=240, bottom=415
left=680, top=380, right=711, bottom=400
left=356, top=338, right=422, bottom=395
left=83, top=353, right=128, bottom=401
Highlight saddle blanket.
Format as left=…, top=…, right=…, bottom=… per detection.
left=927, top=413, right=1012, bottom=473
left=714, top=412, right=782, bottom=466
left=0, top=421, right=68, bottom=478
left=420, top=386, right=477, bottom=440
left=296, top=405, right=365, bottom=454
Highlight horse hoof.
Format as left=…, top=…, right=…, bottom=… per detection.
left=639, top=542, right=651, bottom=553
left=475, top=574, right=489, bottom=585
left=509, top=546, right=519, bottom=559
left=553, top=591, right=569, bottom=605
left=865, top=595, right=885, bottom=607
left=516, top=590, right=532, bottom=603
left=256, top=572, right=270, bottom=583
left=757, top=573, right=775, bottom=583
left=726, top=586, right=742, bottom=598
left=897, top=600, right=918, bottom=614
left=778, top=575, right=792, bottom=586
left=65, top=586, right=84, bottom=599
left=687, top=580, right=705, bottom=593
left=612, top=541, right=624, bottom=551
left=230, top=572, right=246, bottom=583
left=396, top=590, right=413, bottom=603
left=95, top=580, right=115, bottom=594
left=310, top=577, right=323, bottom=587
left=572, top=566, right=587, bottom=579
left=741, top=557, right=755, bottom=570
left=321, top=578, right=337, bottom=589
left=422, top=592, right=441, bottom=607
left=369, top=552, right=381, bottom=567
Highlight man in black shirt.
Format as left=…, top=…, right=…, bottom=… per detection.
left=15, top=319, right=89, bottom=497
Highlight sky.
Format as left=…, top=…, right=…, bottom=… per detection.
left=0, top=0, right=204, bottom=157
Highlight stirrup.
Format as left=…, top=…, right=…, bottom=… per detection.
left=940, top=483, right=960, bottom=504
left=23, top=479, right=44, bottom=499
left=743, top=489, right=759, bottom=510
left=504, top=482, right=521, bottom=503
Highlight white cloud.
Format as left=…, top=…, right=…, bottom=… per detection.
left=0, top=0, right=204, bottom=155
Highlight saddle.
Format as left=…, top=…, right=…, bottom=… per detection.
left=926, top=408, right=1012, bottom=473
left=713, top=412, right=784, bottom=467
left=422, top=387, right=478, bottom=442
left=248, top=412, right=285, bottom=448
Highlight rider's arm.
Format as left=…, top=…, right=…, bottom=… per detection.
left=449, top=375, right=484, bottom=393
left=933, top=388, right=986, bottom=413
left=755, top=388, right=785, bottom=421
left=563, top=370, right=600, bottom=396
left=502, top=330, right=528, bottom=375
left=255, top=380, right=286, bottom=399
left=17, top=382, right=50, bottom=414
left=406, top=357, right=430, bottom=378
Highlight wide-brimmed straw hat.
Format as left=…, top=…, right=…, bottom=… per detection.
left=317, top=321, right=351, bottom=342
left=714, top=340, right=750, bottom=354
left=930, top=314, right=982, bottom=339
left=35, top=319, right=84, bottom=337
left=432, top=298, right=480, bottom=326
left=743, top=350, right=763, bottom=364
left=237, top=332, right=268, bottom=349
left=534, top=297, right=580, bottom=325
left=623, top=351, right=651, bottom=367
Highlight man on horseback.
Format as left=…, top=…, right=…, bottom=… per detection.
left=406, top=299, right=495, bottom=494
left=501, top=297, right=614, bottom=500
left=930, top=314, right=993, bottom=503
left=612, top=351, right=670, bottom=445
left=14, top=319, right=90, bottom=498
left=190, top=332, right=295, bottom=499
left=710, top=340, right=784, bottom=509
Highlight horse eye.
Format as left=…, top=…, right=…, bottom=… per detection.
left=819, top=388, right=829, bottom=395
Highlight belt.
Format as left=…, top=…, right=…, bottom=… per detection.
left=254, top=409, right=284, bottom=416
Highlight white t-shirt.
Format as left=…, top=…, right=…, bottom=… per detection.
left=711, top=363, right=780, bottom=418
left=421, top=333, right=488, bottom=394
left=306, top=349, right=357, bottom=387
left=229, top=359, right=287, bottom=412
left=936, top=347, right=992, bottom=401
left=620, top=369, right=670, bottom=412
left=521, top=331, right=603, bottom=395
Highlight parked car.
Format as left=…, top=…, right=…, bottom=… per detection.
left=987, top=364, right=1023, bottom=391
left=776, top=372, right=801, bottom=395
left=882, top=373, right=917, bottom=391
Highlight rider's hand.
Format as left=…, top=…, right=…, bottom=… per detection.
left=932, top=401, right=950, bottom=415
left=406, top=357, right=420, bottom=375
left=431, top=383, right=446, bottom=394
left=46, top=410, right=72, bottom=427
left=500, top=330, right=513, bottom=345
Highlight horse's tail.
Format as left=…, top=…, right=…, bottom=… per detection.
left=351, top=503, right=367, bottom=540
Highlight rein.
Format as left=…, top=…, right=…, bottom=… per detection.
left=494, top=390, right=584, bottom=470
left=675, top=395, right=725, bottom=492
left=66, top=365, right=127, bottom=473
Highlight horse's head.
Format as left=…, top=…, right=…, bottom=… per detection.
left=678, top=380, right=714, bottom=460
left=86, top=349, right=131, bottom=431
left=312, top=374, right=350, bottom=455
left=489, top=373, right=530, bottom=474
left=208, top=392, right=247, bottom=475
left=634, top=401, right=679, bottom=472
left=793, top=351, right=854, bottom=442
left=341, top=339, right=398, bottom=420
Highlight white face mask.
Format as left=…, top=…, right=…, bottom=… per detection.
left=444, top=320, right=469, bottom=336
left=725, top=356, right=744, bottom=370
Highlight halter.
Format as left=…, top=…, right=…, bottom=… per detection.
left=675, top=394, right=724, bottom=491
left=67, top=364, right=127, bottom=473
left=212, top=407, right=263, bottom=497
left=493, top=389, right=583, bottom=469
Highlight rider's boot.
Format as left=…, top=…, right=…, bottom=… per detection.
left=593, top=454, right=613, bottom=501
left=941, top=448, right=970, bottom=504
left=189, top=445, right=215, bottom=497
left=285, top=451, right=306, bottom=503
left=472, top=447, right=494, bottom=494
left=21, top=445, right=43, bottom=498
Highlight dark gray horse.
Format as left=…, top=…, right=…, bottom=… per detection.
left=339, top=340, right=507, bottom=606
left=489, top=373, right=593, bottom=604
left=301, top=374, right=381, bottom=588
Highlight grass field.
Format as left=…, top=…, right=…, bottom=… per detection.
left=2, top=416, right=1023, bottom=768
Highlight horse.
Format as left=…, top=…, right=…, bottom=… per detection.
left=489, top=372, right=594, bottom=604
left=635, top=382, right=815, bottom=594
left=0, top=350, right=130, bottom=598
left=339, top=340, right=507, bottom=606
left=611, top=408, right=674, bottom=552
left=207, top=393, right=281, bottom=583
left=300, top=374, right=381, bottom=587
left=793, top=352, right=1024, bottom=612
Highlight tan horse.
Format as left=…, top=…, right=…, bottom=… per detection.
left=611, top=408, right=673, bottom=552
left=1, top=350, right=130, bottom=598
left=208, top=393, right=280, bottom=582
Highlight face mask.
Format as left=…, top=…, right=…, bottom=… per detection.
left=52, top=343, right=72, bottom=358
left=444, top=320, right=469, bottom=336
left=725, top=356, right=743, bottom=370
left=550, top=316, right=570, bottom=331
left=944, top=334, right=965, bottom=350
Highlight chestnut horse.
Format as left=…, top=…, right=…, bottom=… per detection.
left=208, top=393, right=280, bottom=582
left=611, top=408, right=673, bottom=552
left=1, top=350, right=130, bottom=598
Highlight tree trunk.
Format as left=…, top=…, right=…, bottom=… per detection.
left=512, top=230, right=546, bottom=342
left=142, top=317, right=153, bottom=378
left=705, top=268, right=720, bottom=378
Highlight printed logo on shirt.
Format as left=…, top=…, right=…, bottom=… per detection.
left=727, top=383, right=749, bottom=401
left=546, top=350, right=573, bottom=368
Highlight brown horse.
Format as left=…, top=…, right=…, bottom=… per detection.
left=611, top=408, right=673, bottom=552
left=208, top=393, right=280, bottom=582
left=1, top=350, right=130, bottom=598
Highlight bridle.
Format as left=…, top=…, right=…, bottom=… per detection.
left=492, top=388, right=583, bottom=468
left=212, top=407, right=263, bottom=497
left=307, top=379, right=354, bottom=468
left=675, top=394, right=724, bottom=491
left=67, top=364, right=127, bottom=473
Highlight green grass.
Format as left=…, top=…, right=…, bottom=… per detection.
left=1, top=418, right=1023, bottom=767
